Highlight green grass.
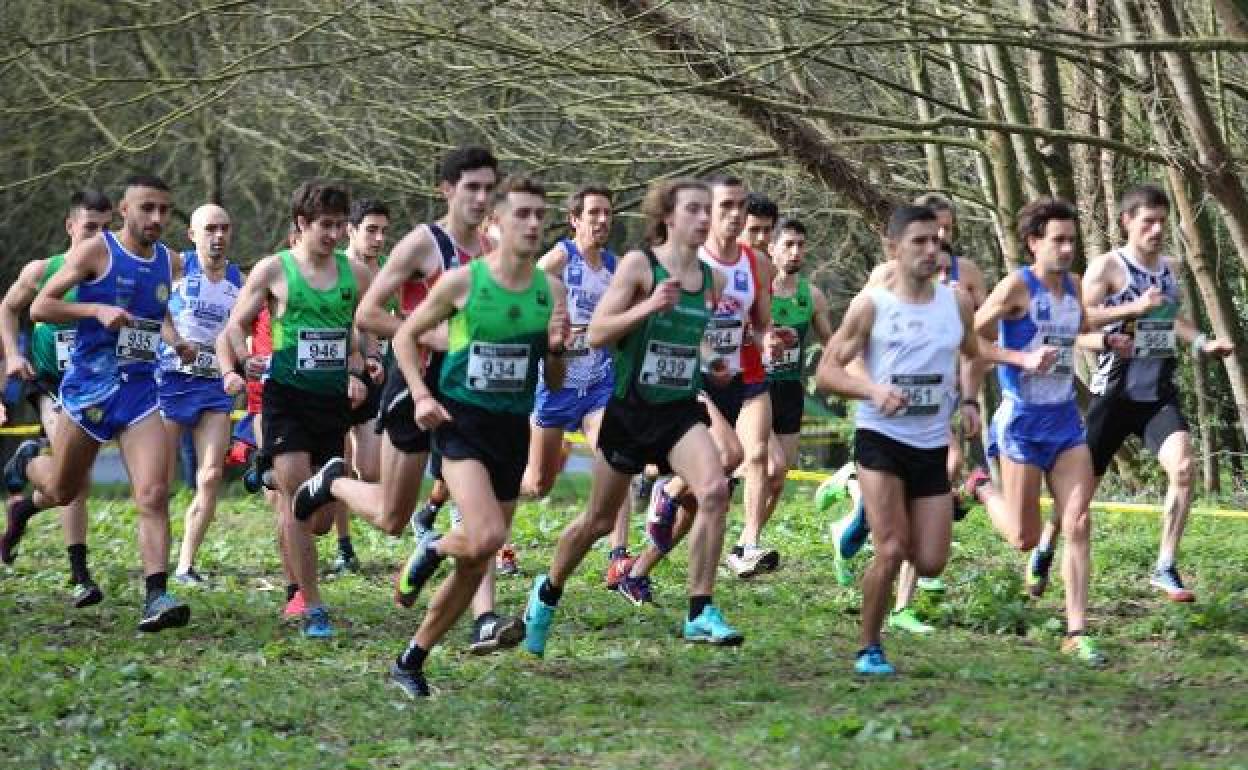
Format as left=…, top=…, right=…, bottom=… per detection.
left=2, top=478, right=1248, bottom=769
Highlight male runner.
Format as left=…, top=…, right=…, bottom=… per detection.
left=519, top=184, right=635, bottom=587
left=523, top=177, right=744, bottom=659
left=160, top=203, right=243, bottom=585
left=383, top=174, right=567, bottom=697
left=2, top=174, right=196, bottom=632
left=815, top=204, right=980, bottom=675
left=1027, top=184, right=1231, bottom=603
left=0, top=189, right=112, bottom=607
left=742, top=193, right=778, bottom=254
left=217, top=179, right=369, bottom=638
left=966, top=198, right=1131, bottom=665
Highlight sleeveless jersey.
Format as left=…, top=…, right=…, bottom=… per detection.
left=699, top=244, right=758, bottom=376
left=766, top=277, right=813, bottom=383
left=613, top=251, right=714, bottom=405
left=440, top=259, right=552, bottom=414
left=997, top=268, right=1081, bottom=405
left=542, top=238, right=615, bottom=391
left=855, top=283, right=963, bottom=449
left=269, top=249, right=357, bottom=396
left=1089, top=249, right=1181, bottom=402
left=31, top=253, right=79, bottom=379
left=398, top=224, right=484, bottom=316
left=160, top=251, right=242, bottom=377
left=68, top=230, right=172, bottom=391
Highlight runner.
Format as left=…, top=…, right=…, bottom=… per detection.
left=384, top=174, right=567, bottom=697
left=815, top=204, right=980, bottom=675
left=965, top=198, right=1129, bottom=665
left=742, top=193, right=778, bottom=254
left=761, top=218, right=833, bottom=537
left=519, top=184, right=635, bottom=588
left=2, top=174, right=196, bottom=632
left=0, top=189, right=112, bottom=607
left=1043, top=184, right=1231, bottom=603
left=159, top=203, right=243, bottom=585
left=217, top=179, right=370, bottom=638
left=523, top=177, right=745, bottom=660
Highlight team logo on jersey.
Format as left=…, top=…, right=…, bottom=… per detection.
left=734, top=270, right=748, bottom=291
left=508, top=305, right=521, bottom=320
left=1035, top=295, right=1051, bottom=321
left=185, top=277, right=201, bottom=298
left=340, top=288, right=353, bottom=302
left=536, top=290, right=549, bottom=307
left=567, top=264, right=583, bottom=286
left=155, top=283, right=169, bottom=302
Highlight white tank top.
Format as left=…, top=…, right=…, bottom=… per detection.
left=699, top=245, right=756, bottom=373
left=160, top=252, right=242, bottom=377
left=855, top=283, right=963, bottom=449
left=550, top=238, right=615, bottom=391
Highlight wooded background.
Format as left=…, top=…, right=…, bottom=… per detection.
left=5, top=0, right=1248, bottom=494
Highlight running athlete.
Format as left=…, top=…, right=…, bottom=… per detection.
left=217, top=179, right=369, bottom=638
left=1053, top=184, right=1230, bottom=602
left=2, top=174, right=196, bottom=632
left=523, top=178, right=743, bottom=659
left=386, top=174, right=568, bottom=697
left=160, top=203, right=243, bottom=585
left=519, top=184, right=635, bottom=587
left=966, top=198, right=1130, bottom=666
left=815, top=204, right=980, bottom=675
left=761, top=219, right=833, bottom=530
left=0, top=189, right=112, bottom=607
left=742, top=193, right=778, bottom=254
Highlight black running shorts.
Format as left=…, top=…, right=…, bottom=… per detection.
left=598, top=395, right=711, bottom=476
left=1086, top=395, right=1189, bottom=477
left=769, top=379, right=804, bottom=436
left=262, top=381, right=351, bottom=469
left=432, top=398, right=530, bottom=503
left=853, top=428, right=950, bottom=499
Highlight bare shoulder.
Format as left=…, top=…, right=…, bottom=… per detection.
left=865, top=260, right=894, bottom=288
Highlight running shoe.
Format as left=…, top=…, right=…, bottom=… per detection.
left=330, top=552, right=362, bottom=574
left=604, top=552, right=635, bottom=590
left=1061, top=634, right=1108, bottom=667
left=832, top=547, right=854, bottom=587
left=138, top=592, right=190, bottom=632
left=815, top=462, right=857, bottom=513
left=244, top=452, right=276, bottom=494
left=636, top=473, right=656, bottom=503
left=412, top=502, right=440, bottom=535
left=496, top=545, right=520, bottom=577
left=952, top=496, right=969, bottom=522
left=831, top=500, right=869, bottom=562
left=1026, top=547, right=1055, bottom=598
left=470, top=611, right=525, bottom=656
left=1150, top=566, right=1196, bottom=602
left=395, top=530, right=444, bottom=608
left=726, top=546, right=780, bottom=578
left=69, top=579, right=103, bottom=609
left=616, top=574, right=653, bottom=606
left=293, top=457, right=345, bottom=521
left=283, top=589, right=307, bottom=618
left=523, top=575, right=557, bottom=657
left=961, top=466, right=991, bottom=504
left=854, top=643, right=895, bottom=676
left=3, top=439, right=45, bottom=495
left=174, top=568, right=206, bottom=587
left=0, top=495, right=36, bottom=565
left=887, top=607, right=935, bottom=634
left=390, top=662, right=432, bottom=698
left=645, top=481, right=678, bottom=553
left=916, top=577, right=945, bottom=594
left=302, top=606, right=333, bottom=638
left=683, top=605, right=744, bottom=646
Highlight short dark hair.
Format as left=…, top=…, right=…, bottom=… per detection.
left=439, top=145, right=498, bottom=185
left=913, top=192, right=955, bottom=215
left=349, top=198, right=390, bottom=226
left=123, top=174, right=169, bottom=193
left=566, top=185, right=612, bottom=218
left=69, top=189, right=112, bottom=215
left=887, top=205, right=938, bottom=239
left=704, top=174, right=745, bottom=191
left=491, top=174, right=547, bottom=209
left=1018, top=198, right=1078, bottom=257
left=642, top=178, right=710, bottom=246
left=772, top=217, right=806, bottom=242
left=290, top=179, right=350, bottom=225
left=1119, top=183, right=1170, bottom=219
left=746, top=193, right=779, bottom=222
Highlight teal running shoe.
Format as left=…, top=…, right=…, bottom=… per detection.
left=854, top=643, right=895, bottom=676
left=302, top=606, right=333, bottom=638
left=523, top=575, right=557, bottom=656
left=683, top=605, right=744, bottom=646
left=138, top=592, right=190, bottom=633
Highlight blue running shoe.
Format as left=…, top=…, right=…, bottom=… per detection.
left=523, top=575, right=557, bottom=656
left=854, top=643, right=895, bottom=676
left=138, top=592, right=190, bottom=633
left=683, top=605, right=744, bottom=646
left=833, top=498, right=869, bottom=560
left=1026, top=547, right=1055, bottom=598
left=645, top=480, right=678, bottom=553
left=4, top=439, right=45, bottom=495
left=302, top=606, right=333, bottom=638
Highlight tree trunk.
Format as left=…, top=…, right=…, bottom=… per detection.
left=1019, top=0, right=1078, bottom=208
left=974, top=44, right=1025, bottom=269
left=905, top=31, right=948, bottom=191
left=1063, top=0, right=1108, bottom=258
left=1174, top=235, right=1220, bottom=495
left=979, top=30, right=1052, bottom=201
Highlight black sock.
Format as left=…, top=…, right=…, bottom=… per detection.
left=731, top=545, right=744, bottom=558
left=14, top=496, right=39, bottom=524
left=144, top=572, right=168, bottom=601
left=689, top=594, right=712, bottom=622
left=539, top=575, right=563, bottom=606
left=396, top=641, right=428, bottom=671
left=286, top=583, right=299, bottom=601
left=338, top=537, right=355, bottom=558
left=67, top=544, right=89, bottom=584
left=608, top=546, right=629, bottom=560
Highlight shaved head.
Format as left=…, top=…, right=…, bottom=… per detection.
left=190, top=203, right=230, bottom=231
left=188, top=203, right=233, bottom=264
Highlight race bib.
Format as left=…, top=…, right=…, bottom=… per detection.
left=704, top=318, right=744, bottom=355
left=1133, top=319, right=1175, bottom=359
left=54, top=330, right=76, bottom=372
left=378, top=339, right=390, bottom=357
left=177, top=343, right=221, bottom=378
left=297, top=329, right=348, bottom=371
left=1042, top=334, right=1077, bottom=376
left=116, top=319, right=161, bottom=362
left=466, top=342, right=530, bottom=392
left=891, top=373, right=942, bottom=417
left=564, top=325, right=591, bottom=358
left=639, top=340, right=697, bottom=389
left=769, top=342, right=800, bottom=373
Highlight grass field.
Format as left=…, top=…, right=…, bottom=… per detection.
left=2, top=477, right=1247, bottom=769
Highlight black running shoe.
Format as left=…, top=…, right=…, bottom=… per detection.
left=412, top=502, right=439, bottom=534
left=468, top=612, right=526, bottom=656
left=138, top=592, right=191, bottom=632
left=3, top=439, right=45, bottom=495
left=293, top=457, right=345, bottom=521
left=394, top=530, right=444, bottom=608
left=70, top=579, right=103, bottom=609
left=389, top=662, right=432, bottom=698
left=1, top=496, right=37, bottom=565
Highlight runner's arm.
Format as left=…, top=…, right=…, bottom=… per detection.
left=356, top=225, right=435, bottom=340
left=972, top=275, right=1030, bottom=368
left=543, top=275, right=570, bottom=391
left=393, top=265, right=468, bottom=404
left=218, top=255, right=277, bottom=376
left=814, top=291, right=878, bottom=401
left=957, top=290, right=985, bottom=400
left=537, top=241, right=568, bottom=277
left=348, top=260, right=376, bottom=365
left=0, top=261, right=46, bottom=377
left=588, top=250, right=663, bottom=348
left=30, top=236, right=110, bottom=325
left=957, top=257, right=987, bottom=309
left=1081, top=253, right=1158, bottom=327
left=809, top=284, right=834, bottom=344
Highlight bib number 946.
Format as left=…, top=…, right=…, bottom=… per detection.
left=297, top=329, right=348, bottom=370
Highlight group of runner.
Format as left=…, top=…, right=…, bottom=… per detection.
left=0, top=148, right=1230, bottom=693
